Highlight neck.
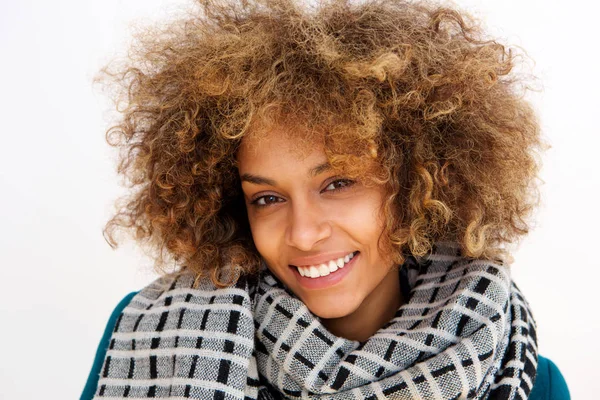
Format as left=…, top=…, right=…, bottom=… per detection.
left=321, top=266, right=402, bottom=342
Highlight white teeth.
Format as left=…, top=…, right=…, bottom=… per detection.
left=309, top=266, right=320, bottom=278
left=318, top=264, right=330, bottom=276
left=328, top=260, right=338, bottom=272
left=296, top=252, right=357, bottom=279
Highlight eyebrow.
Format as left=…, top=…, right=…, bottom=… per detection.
left=240, top=161, right=331, bottom=186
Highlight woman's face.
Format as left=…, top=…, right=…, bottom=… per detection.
left=237, top=128, right=398, bottom=320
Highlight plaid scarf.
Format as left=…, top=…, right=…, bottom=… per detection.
left=94, top=242, right=537, bottom=399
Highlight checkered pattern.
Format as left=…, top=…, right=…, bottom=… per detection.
left=94, top=242, right=537, bottom=399
left=93, top=275, right=261, bottom=399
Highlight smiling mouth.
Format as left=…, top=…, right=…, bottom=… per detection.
left=291, top=251, right=359, bottom=278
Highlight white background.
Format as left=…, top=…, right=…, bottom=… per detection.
left=0, top=0, right=598, bottom=398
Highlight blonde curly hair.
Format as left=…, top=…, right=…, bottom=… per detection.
left=98, top=0, right=545, bottom=286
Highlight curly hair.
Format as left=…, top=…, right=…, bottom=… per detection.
left=98, top=0, right=545, bottom=286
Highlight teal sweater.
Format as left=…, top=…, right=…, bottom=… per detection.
left=82, top=292, right=570, bottom=399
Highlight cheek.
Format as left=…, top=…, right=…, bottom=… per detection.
left=329, top=194, right=385, bottom=237
left=247, top=212, right=282, bottom=263
left=331, top=192, right=388, bottom=264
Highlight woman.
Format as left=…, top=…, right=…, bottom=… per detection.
left=83, top=0, right=569, bottom=398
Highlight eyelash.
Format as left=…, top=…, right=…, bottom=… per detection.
left=250, top=178, right=355, bottom=208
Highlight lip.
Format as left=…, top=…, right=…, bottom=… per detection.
left=290, top=252, right=359, bottom=290
left=289, top=251, right=356, bottom=267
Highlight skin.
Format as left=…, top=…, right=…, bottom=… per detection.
left=237, top=127, right=403, bottom=342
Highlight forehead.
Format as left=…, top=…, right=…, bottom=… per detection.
left=236, top=122, right=380, bottom=181
left=237, top=125, right=326, bottom=166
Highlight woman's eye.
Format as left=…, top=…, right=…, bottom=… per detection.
left=251, top=195, right=282, bottom=207
left=323, top=179, right=355, bottom=192
left=250, top=179, right=354, bottom=208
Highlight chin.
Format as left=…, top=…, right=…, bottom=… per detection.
left=299, top=293, right=361, bottom=320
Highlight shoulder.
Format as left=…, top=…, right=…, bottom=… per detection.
left=529, top=356, right=571, bottom=400
left=81, top=273, right=256, bottom=399
left=103, top=272, right=256, bottom=338
left=81, top=291, right=138, bottom=400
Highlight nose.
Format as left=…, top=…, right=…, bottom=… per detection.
left=285, top=202, right=332, bottom=251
